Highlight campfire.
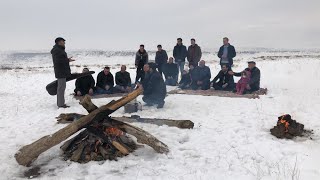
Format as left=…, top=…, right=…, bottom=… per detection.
left=15, top=89, right=170, bottom=167
left=15, top=89, right=194, bottom=167
left=61, top=117, right=137, bottom=162
left=270, top=114, right=305, bottom=139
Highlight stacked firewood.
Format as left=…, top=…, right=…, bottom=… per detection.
left=15, top=89, right=169, bottom=167
left=61, top=119, right=137, bottom=162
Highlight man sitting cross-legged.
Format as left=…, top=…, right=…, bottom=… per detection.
left=191, top=60, right=211, bottom=90
left=229, top=61, right=261, bottom=93
left=114, top=65, right=132, bottom=93
left=96, top=66, right=114, bottom=94
left=74, top=68, right=95, bottom=96
left=211, top=64, right=235, bottom=91
left=163, top=57, right=179, bottom=86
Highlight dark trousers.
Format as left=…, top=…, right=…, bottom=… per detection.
left=135, top=66, right=145, bottom=83
left=96, top=87, right=113, bottom=94
left=191, top=80, right=210, bottom=90
left=178, top=82, right=190, bottom=89
left=142, top=95, right=165, bottom=105
left=212, top=83, right=235, bottom=91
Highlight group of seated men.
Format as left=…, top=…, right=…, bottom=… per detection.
left=177, top=60, right=261, bottom=93
left=74, top=63, right=166, bottom=108
left=74, top=65, right=132, bottom=96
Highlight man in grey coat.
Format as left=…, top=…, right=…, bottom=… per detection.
left=51, top=37, right=75, bottom=108
left=187, top=38, right=202, bottom=67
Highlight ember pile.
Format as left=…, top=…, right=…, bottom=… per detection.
left=270, top=114, right=304, bottom=139
left=61, top=117, right=137, bottom=163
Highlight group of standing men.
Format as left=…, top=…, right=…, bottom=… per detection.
left=51, top=37, right=260, bottom=109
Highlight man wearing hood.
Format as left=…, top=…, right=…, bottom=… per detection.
left=173, top=38, right=188, bottom=74
left=51, top=37, right=75, bottom=108
left=135, top=44, right=149, bottom=82
left=187, top=38, right=202, bottom=67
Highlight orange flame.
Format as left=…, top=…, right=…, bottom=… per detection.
left=105, top=127, right=124, bottom=137
left=279, top=115, right=290, bottom=132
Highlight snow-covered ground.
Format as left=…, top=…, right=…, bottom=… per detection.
left=0, top=50, right=320, bottom=180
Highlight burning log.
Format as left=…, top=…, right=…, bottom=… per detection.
left=270, top=114, right=305, bottom=139
left=15, top=89, right=143, bottom=166
left=56, top=114, right=194, bottom=129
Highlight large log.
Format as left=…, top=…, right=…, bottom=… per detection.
left=113, top=116, right=194, bottom=129
left=15, top=88, right=142, bottom=166
left=107, top=118, right=169, bottom=154
left=56, top=113, right=194, bottom=129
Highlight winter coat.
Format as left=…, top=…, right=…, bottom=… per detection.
left=173, top=44, right=188, bottom=62
left=163, top=63, right=179, bottom=78
left=192, top=66, right=211, bottom=83
left=235, top=67, right=260, bottom=90
left=74, top=75, right=95, bottom=95
left=217, top=44, right=236, bottom=65
left=135, top=50, right=149, bottom=68
left=115, top=71, right=132, bottom=87
left=142, top=71, right=166, bottom=99
left=212, top=70, right=235, bottom=86
left=187, top=44, right=202, bottom=65
left=96, top=71, right=114, bottom=90
left=51, top=45, right=71, bottom=78
left=155, top=50, right=168, bottom=65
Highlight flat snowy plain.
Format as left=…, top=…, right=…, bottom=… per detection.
left=0, top=50, right=319, bottom=180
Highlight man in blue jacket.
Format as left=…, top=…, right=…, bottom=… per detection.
left=191, top=60, right=211, bottom=90
left=217, top=37, right=236, bottom=68
left=173, top=38, right=187, bottom=75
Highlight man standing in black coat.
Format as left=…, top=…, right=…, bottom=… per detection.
left=191, top=60, right=211, bottom=90
left=229, top=61, right=261, bottom=93
left=155, top=45, right=168, bottom=76
left=163, top=57, right=179, bottom=86
left=51, top=37, right=75, bottom=108
left=211, top=65, right=235, bottom=91
left=135, top=45, right=149, bottom=82
left=187, top=38, right=202, bottom=67
left=115, top=65, right=132, bottom=93
left=96, top=66, right=114, bottom=94
left=74, top=68, right=95, bottom=96
left=217, top=37, right=236, bottom=68
left=140, top=63, right=166, bottom=108
left=173, top=38, right=188, bottom=75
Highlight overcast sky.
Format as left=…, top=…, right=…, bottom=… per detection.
left=0, top=0, right=319, bottom=51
